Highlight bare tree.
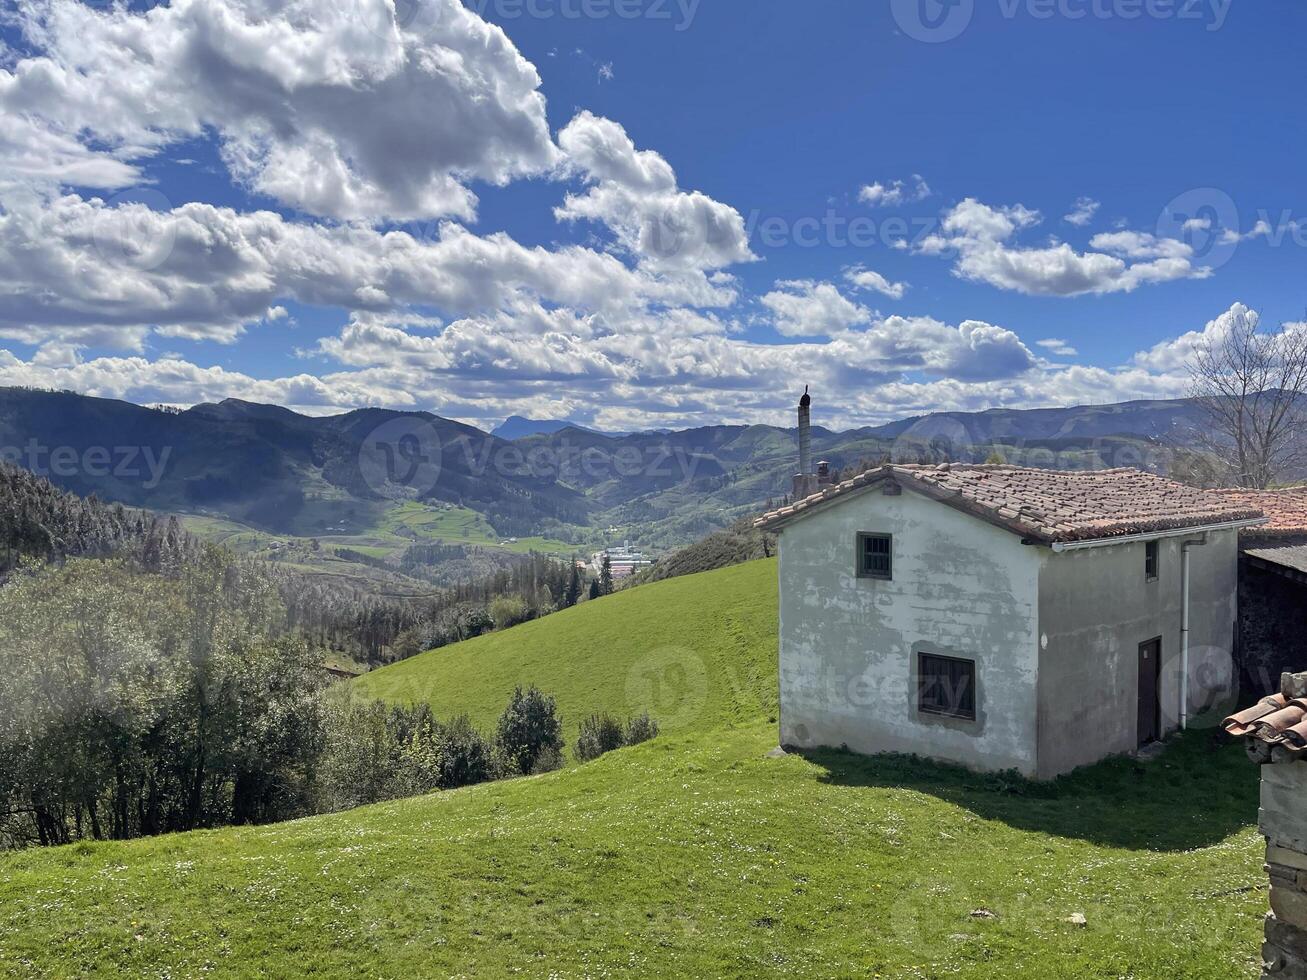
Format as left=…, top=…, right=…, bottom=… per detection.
left=1187, top=307, right=1307, bottom=488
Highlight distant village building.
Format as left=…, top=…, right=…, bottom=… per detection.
left=757, top=388, right=1266, bottom=779
left=1224, top=673, right=1307, bottom=977
left=591, top=544, right=654, bottom=580
left=1215, top=488, right=1307, bottom=696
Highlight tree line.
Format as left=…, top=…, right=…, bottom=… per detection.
left=0, top=550, right=654, bottom=850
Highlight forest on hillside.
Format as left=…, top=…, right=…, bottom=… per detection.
left=0, top=466, right=642, bottom=850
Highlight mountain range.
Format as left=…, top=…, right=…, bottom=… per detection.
left=0, top=387, right=1216, bottom=556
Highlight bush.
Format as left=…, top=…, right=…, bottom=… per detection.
left=529, top=745, right=565, bottom=775
left=488, top=594, right=530, bottom=630
left=574, top=713, right=625, bottom=762
left=624, top=712, right=659, bottom=746
left=435, top=714, right=495, bottom=789
left=495, top=685, right=564, bottom=775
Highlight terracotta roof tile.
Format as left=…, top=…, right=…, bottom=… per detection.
left=755, top=464, right=1265, bottom=544
left=1224, top=692, right=1307, bottom=761
left=1213, top=487, right=1307, bottom=538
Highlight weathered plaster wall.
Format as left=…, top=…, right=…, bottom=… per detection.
left=1035, top=528, right=1239, bottom=778
left=777, top=485, right=1040, bottom=775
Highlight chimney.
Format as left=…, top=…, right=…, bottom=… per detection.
left=793, top=385, right=814, bottom=499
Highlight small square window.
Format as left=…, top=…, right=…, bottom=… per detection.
left=857, top=532, right=892, bottom=580
left=918, top=652, right=976, bottom=721
left=1145, top=540, right=1159, bottom=582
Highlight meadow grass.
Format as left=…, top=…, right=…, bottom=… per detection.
left=0, top=559, right=1266, bottom=978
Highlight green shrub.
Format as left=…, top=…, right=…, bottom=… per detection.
left=529, top=745, right=565, bottom=775
left=574, top=713, right=625, bottom=762
left=436, top=714, right=495, bottom=789
left=495, top=686, right=563, bottom=775
left=488, top=594, right=529, bottom=630
left=624, top=712, right=659, bottom=746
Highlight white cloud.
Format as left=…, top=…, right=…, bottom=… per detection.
left=1035, top=338, right=1078, bottom=357
left=919, top=198, right=1209, bottom=297
left=760, top=280, right=871, bottom=337
left=1219, top=219, right=1275, bottom=245
left=1132, top=301, right=1254, bottom=373
left=858, top=175, right=931, bottom=208
left=844, top=266, right=908, bottom=300
left=1063, top=197, right=1100, bottom=227
left=555, top=111, right=753, bottom=271
left=3, top=0, right=558, bottom=222
left=0, top=192, right=739, bottom=350
left=0, top=303, right=1262, bottom=432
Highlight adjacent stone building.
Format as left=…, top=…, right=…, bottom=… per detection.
left=1224, top=673, right=1307, bottom=978
left=1216, top=489, right=1307, bottom=696
left=757, top=461, right=1265, bottom=778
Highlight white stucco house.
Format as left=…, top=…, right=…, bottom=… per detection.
left=757, top=461, right=1266, bottom=779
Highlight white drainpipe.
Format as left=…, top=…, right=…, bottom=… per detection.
left=1180, top=533, right=1209, bottom=730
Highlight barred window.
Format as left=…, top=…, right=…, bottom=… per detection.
left=918, top=652, right=976, bottom=721
left=857, top=532, right=892, bottom=580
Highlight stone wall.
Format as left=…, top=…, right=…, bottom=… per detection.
left=1256, top=673, right=1307, bottom=977
left=1238, top=555, right=1307, bottom=696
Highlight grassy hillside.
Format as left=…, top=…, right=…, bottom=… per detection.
left=0, top=559, right=1268, bottom=977
left=353, top=558, right=780, bottom=735
left=0, top=725, right=1263, bottom=977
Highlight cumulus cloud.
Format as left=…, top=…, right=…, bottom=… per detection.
left=760, top=280, right=870, bottom=337
left=917, top=198, right=1209, bottom=297
left=0, top=192, right=737, bottom=350
left=555, top=111, right=753, bottom=271
left=0, top=303, right=1262, bottom=431
left=3, top=0, right=558, bottom=221
left=1132, top=301, right=1254, bottom=373
left=858, top=175, right=931, bottom=208
left=844, top=266, right=908, bottom=300
left=1063, top=197, right=1100, bottom=227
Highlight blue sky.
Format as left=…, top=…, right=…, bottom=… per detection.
left=1, top=0, right=1304, bottom=430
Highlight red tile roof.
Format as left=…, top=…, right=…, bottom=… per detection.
left=755, top=464, right=1266, bottom=544
left=1213, top=487, right=1307, bottom=538
left=1224, top=693, right=1307, bottom=761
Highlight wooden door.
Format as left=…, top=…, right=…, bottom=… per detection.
left=1137, top=638, right=1161, bottom=747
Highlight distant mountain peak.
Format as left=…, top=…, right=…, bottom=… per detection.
left=492, top=416, right=602, bottom=440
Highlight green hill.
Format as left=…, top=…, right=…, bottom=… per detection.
left=0, top=560, right=1268, bottom=978
left=352, top=556, right=780, bottom=735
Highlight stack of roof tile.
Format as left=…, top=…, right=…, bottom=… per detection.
left=1224, top=693, right=1307, bottom=761
left=1226, top=673, right=1307, bottom=977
